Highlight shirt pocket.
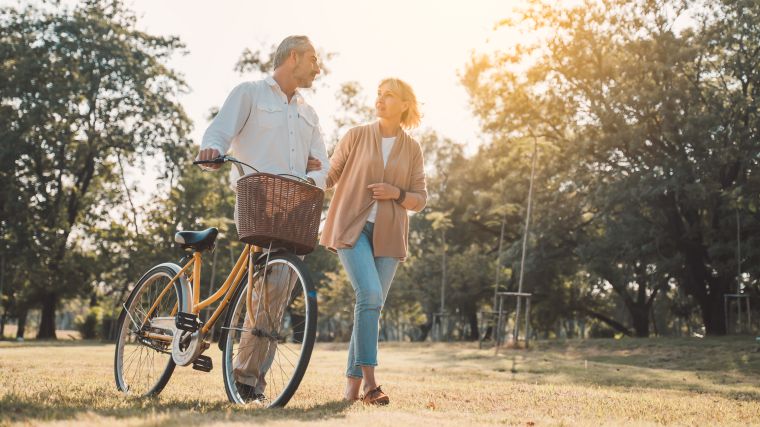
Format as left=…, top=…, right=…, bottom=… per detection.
left=297, top=107, right=317, bottom=146
left=254, top=104, right=284, bottom=129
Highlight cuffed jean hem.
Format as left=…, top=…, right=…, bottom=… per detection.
left=346, top=361, right=378, bottom=378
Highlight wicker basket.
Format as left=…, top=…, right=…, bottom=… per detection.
left=235, top=173, right=324, bottom=255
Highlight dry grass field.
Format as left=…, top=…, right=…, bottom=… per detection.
left=1, top=337, right=759, bottom=426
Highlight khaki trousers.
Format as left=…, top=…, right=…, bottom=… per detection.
left=232, top=261, right=298, bottom=393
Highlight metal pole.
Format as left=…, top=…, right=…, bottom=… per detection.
left=440, top=229, right=446, bottom=314
left=494, top=215, right=506, bottom=311
left=736, top=296, right=741, bottom=333
left=0, top=254, right=4, bottom=323
left=724, top=295, right=729, bottom=334
left=737, top=209, right=741, bottom=292
left=525, top=297, right=531, bottom=348
left=513, top=137, right=538, bottom=343
left=747, top=297, right=751, bottom=333
left=433, top=313, right=439, bottom=342
left=495, top=296, right=504, bottom=354
left=478, top=311, right=484, bottom=348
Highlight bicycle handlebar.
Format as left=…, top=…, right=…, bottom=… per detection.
left=193, top=155, right=314, bottom=186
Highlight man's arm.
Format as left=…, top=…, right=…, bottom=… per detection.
left=197, top=82, right=255, bottom=168
left=306, top=121, right=329, bottom=189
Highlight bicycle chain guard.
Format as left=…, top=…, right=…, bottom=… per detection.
left=171, top=329, right=205, bottom=366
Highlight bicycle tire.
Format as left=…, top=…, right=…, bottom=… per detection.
left=221, top=252, right=317, bottom=407
left=114, top=263, right=191, bottom=396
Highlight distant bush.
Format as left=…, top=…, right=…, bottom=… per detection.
left=588, top=323, right=616, bottom=338
left=75, top=307, right=102, bottom=339
left=100, top=314, right=117, bottom=341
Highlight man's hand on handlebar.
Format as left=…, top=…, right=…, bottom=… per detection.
left=196, top=148, right=222, bottom=170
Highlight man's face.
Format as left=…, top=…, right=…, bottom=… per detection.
left=292, top=47, right=320, bottom=88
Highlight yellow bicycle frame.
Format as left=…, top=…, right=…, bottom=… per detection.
left=141, top=244, right=258, bottom=340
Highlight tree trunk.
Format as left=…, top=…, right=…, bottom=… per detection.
left=703, top=281, right=728, bottom=335
left=579, top=307, right=632, bottom=336
left=662, top=193, right=727, bottom=335
left=630, top=305, right=649, bottom=337
left=37, top=293, right=58, bottom=339
left=16, top=308, right=28, bottom=340
left=417, top=319, right=433, bottom=342
left=684, top=255, right=728, bottom=335
left=467, top=310, right=479, bottom=341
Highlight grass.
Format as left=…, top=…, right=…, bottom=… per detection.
left=1, top=337, right=759, bottom=426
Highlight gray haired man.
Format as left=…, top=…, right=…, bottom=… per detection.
left=197, top=35, right=328, bottom=186
left=196, top=35, right=329, bottom=402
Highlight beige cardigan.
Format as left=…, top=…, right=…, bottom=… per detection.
left=319, top=122, right=427, bottom=260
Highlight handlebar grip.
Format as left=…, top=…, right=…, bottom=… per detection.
left=193, top=157, right=225, bottom=165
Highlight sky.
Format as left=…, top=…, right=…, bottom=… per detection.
left=5, top=0, right=521, bottom=205
left=122, top=0, right=517, bottom=153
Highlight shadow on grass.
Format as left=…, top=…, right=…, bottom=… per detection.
left=0, top=392, right=356, bottom=425
left=423, top=337, right=760, bottom=401
left=0, top=340, right=112, bottom=349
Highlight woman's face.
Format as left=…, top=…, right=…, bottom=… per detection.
left=375, top=83, right=409, bottom=122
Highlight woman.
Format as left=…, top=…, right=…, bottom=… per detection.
left=319, top=78, right=427, bottom=405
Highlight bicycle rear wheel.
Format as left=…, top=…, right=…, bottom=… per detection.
left=221, top=252, right=317, bottom=407
left=114, top=263, right=189, bottom=396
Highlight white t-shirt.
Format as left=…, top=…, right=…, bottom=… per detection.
left=367, top=137, right=396, bottom=223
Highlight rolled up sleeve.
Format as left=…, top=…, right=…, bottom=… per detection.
left=306, top=121, right=329, bottom=190
left=400, top=145, right=427, bottom=212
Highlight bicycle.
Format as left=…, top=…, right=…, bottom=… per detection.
left=113, top=155, right=323, bottom=407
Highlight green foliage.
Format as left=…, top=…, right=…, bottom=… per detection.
left=462, top=0, right=760, bottom=336
left=74, top=306, right=101, bottom=340
left=0, top=0, right=192, bottom=338
left=5, top=0, right=759, bottom=342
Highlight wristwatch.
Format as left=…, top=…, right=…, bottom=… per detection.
left=395, top=188, right=406, bottom=204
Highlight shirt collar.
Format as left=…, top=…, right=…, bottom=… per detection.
left=265, top=75, right=303, bottom=104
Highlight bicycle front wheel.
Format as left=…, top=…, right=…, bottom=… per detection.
left=221, top=252, right=317, bottom=407
left=114, top=263, right=186, bottom=397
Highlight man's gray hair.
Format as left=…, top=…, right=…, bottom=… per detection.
left=273, top=36, right=313, bottom=69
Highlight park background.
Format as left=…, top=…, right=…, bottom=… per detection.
left=1, top=0, right=760, bottom=425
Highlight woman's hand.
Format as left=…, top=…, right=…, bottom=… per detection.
left=306, top=156, right=322, bottom=172
left=367, top=183, right=400, bottom=200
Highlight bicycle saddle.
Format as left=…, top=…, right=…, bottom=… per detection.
left=174, top=227, right=218, bottom=251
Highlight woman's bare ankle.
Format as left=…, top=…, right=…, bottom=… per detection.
left=345, top=376, right=362, bottom=401
left=362, top=381, right=378, bottom=394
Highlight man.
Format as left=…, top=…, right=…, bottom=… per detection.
left=196, top=35, right=328, bottom=402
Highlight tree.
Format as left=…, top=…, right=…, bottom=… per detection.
left=0, top=0, right=192, bottom=338
left=463, top=0, right=760, bottom=335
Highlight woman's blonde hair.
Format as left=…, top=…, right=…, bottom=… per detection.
left=379, top=77, right=421, bottom=129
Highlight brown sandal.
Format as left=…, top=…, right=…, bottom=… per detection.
left=361, top=385, right=390, bottom=406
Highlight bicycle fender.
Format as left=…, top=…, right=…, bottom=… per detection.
left=155, top=262, right=193, bottom=314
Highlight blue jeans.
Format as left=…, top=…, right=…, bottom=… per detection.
left=337, top=222, right=399, bottom=378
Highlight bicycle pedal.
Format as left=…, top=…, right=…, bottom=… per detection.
left=192, top=355, right=213, bottom=372
left=175, top=311, right=202, bottom=332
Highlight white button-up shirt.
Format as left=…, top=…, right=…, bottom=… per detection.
left=200, top=76, right=329, bottom=189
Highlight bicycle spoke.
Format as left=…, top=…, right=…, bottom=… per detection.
left=278, top=343, right=299, bottom=366
left=116, top=268, right=178, bottom=396
left=222, top=256, right=314, bottom=406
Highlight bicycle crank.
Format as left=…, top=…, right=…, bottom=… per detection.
left=171, top=329, right=207, bottom=366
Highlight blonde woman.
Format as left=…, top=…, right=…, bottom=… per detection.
left=319, top=78, right=427, bottom=405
